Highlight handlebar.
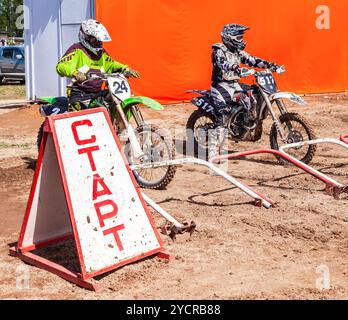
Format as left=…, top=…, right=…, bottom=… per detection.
left=75, top=72, right=131, bottom=85
left=240, top=68, right=255, bottom=78
left=240, top=65, right=286, bottom=78
left=88, top=72, right=130, bottom=80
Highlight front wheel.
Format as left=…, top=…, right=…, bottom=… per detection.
left=125, top=125, right=176, bottom=190
left=37, top=121, right=45, bottom=152
left=270, top=112, right=317, bottom=165
left=186, top=109, right=216, bottom=159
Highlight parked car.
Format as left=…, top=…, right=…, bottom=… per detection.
left=0, top=46, right=25, bottom=84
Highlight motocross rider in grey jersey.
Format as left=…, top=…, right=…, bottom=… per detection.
left=209, top=24, right=281, bottom=157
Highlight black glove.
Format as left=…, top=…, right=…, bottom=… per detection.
left=231, top=64, right=241, bottom=77
left=269, top=63, right=280, bottom=72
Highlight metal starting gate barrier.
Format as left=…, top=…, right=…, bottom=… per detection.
left=133, top=133, right=348, bottom=204
left=209, top=134, right=348, bottom=200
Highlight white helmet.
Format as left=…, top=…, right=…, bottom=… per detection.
left=79, top=19, right=111, bottom=55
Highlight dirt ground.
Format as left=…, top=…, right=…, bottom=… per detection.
left=0, top=94, right=347, bottom=300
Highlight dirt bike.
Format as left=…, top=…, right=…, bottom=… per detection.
left=186, top=66, right=317, bottom=164
left=35, top=72, right=176, bottom=190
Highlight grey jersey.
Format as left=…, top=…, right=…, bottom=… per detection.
left=211, top=43, right=274, bottom=83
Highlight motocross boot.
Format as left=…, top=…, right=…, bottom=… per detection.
left=208, top=105, right=229, bottom=160
left=208, top=126, right=227, bottom=160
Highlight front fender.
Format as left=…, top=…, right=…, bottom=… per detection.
left=121, top=96, right=164, bottom=111
left=269, top=92, right=306, bottom=105
left=37, top=96, right=58, bottom=104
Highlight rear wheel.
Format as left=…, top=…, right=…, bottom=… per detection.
left=125, top=125, right=176, bottom=190
left=186, top=109, right=215, bottom=159
left=270, top=112, right=317, bottom=165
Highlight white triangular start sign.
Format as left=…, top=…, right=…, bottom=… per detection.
left=10, top=108, right=167, bottom=291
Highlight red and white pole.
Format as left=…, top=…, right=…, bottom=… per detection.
left=209, top=149, right=345, bottom=195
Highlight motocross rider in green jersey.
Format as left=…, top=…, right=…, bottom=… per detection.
left=56, top=19, right=140, bottom=111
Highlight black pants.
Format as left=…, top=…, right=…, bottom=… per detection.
left=68, top=88, right=109, bottom=112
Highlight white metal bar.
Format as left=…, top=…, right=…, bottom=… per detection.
left=279, top=138, right=347, bottom=187
left=141, top=192, right=182, bottom=229
left=210, top=148, right=344, bottom=189
left=131, top=158, right=273, bottom=208
left=279, top=138, right=348, bottom=152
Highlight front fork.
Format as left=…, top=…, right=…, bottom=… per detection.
left=260, top=91, right=288, bottom=141
left=106, top=96, right=144, bottom=160
left=131, top=105, right=145, bottom=127
left=118, top=104, right=145, bottom=159
left=130, top=105, right=154, bottom=157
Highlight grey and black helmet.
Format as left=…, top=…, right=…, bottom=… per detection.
left=221, top=24, right=249, bottom=51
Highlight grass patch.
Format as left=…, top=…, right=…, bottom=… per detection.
left=0, top=85, right=26, bottom=100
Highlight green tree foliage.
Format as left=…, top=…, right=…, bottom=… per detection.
left=0, top=0, right=23, bottom=37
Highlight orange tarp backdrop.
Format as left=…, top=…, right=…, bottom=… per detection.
left=97, top=0, right=348, bottom=104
